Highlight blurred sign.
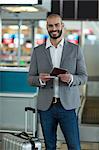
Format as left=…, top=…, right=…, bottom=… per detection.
left=78, top=0, right=98, bottom=20
left=67, top=33, right=79, bottom=44
left=51, top=0, right=98, bottom=20
left=35, top=34, right=48, bottom=46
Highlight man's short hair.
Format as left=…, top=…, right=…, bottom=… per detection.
left=47, top=14, right=62, bottom=20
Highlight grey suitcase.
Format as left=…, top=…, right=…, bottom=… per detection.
left=2, top=107, right=42, bottom=150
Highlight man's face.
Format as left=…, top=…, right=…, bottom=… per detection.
left=47, top=17, right=64, bottom=39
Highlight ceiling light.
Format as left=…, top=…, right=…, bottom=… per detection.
left=9, top=25, right=28, bottom=30
left=3, top=6, right=39, bottom=12
left=0, top=0, right=39, bottom=5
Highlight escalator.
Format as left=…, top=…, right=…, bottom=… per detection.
left=79, top=81, right=99, bottom=143
left=82, top=97, right=99, bottom=124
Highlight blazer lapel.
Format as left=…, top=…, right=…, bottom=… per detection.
left=44, top=46, right=53, bottom=68
left=60, top=40, right=70, bottom=67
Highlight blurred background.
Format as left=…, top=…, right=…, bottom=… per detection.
left=0, top=0, right=99, bottom=149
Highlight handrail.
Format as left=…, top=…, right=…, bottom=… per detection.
left=88, top=76, right=99, bottom=81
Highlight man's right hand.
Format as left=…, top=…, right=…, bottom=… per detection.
left=39, top=73, right=51, bottom=82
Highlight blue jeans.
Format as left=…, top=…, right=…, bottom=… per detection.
left=38, top=102, right=81, bottom=150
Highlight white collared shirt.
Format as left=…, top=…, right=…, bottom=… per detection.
left=46, top=38, right=64, bottom=67
left=46, top=38, right=64, bottom=98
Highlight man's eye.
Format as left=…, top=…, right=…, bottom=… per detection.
left=55, top=24, right=59, bottom=27
left=48, top=25, right=53, bottom=28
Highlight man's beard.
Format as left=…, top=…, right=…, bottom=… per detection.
left=48, top=29, right=62, bottom=39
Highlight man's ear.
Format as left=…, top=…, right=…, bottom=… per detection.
left=62, top=22, right=64, bottom=28
left=46, top=23, right=48, bottom=30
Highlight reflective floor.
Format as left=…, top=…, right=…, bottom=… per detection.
left=41, top=141, right=99, bottom=150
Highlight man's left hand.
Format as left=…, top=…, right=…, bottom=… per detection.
left=58, top=73, right=72, bottom=83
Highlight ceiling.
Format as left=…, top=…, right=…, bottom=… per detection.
left=0, top=0, right=51, bottom=20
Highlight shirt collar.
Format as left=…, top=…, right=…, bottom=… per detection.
left=46, top=38, right=64, bottom=49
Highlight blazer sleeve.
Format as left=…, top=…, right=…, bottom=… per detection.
left=28, top=48, right=41, bottom=87
left=71, top=46, right=88, bottom=86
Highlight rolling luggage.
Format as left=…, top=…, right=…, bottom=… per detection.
left=2, top=107, right=42, bottom=150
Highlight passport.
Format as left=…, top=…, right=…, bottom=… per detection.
left=50, top=67, right=68, bottom=76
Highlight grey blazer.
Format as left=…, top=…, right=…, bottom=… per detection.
left=28, top=40, right=88, bottom=111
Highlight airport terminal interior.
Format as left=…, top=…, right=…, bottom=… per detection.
left=0, top=0, right=99, bottom=149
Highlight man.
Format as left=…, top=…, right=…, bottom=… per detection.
left=28, top=14, right=88, bottom=150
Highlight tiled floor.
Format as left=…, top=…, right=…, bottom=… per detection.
left=41, top=141, right=99, bottom=150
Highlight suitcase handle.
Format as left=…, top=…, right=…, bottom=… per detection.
left=25, top=107, right=36, bottom=137
left=13, top=132, right=35, bottom=148
left=18, top=131, right=29, bottom=138
left=25, top=107, right=35, bottom=113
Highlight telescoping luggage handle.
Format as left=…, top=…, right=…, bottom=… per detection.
left=25, top=107, right=36, bottom=137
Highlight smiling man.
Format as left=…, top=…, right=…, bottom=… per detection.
left=28, top=14, right=88, bottom=150
left=47, top=15, right=63, bottom=40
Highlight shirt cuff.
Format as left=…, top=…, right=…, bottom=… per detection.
left=39, top=78, right=46, bottom=86
left=68, top=74, right=73, bottom=86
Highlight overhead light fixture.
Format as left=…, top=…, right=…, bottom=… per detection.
left=9, top=25, right=28, bottom=30
left=0, top=0, right=40, bottom=5
left=3, top=6, right=39, bottom=12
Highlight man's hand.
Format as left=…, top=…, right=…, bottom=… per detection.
left=58, top=73, right=72, bottom=83
left=39, top=73, right=51, bottom=82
